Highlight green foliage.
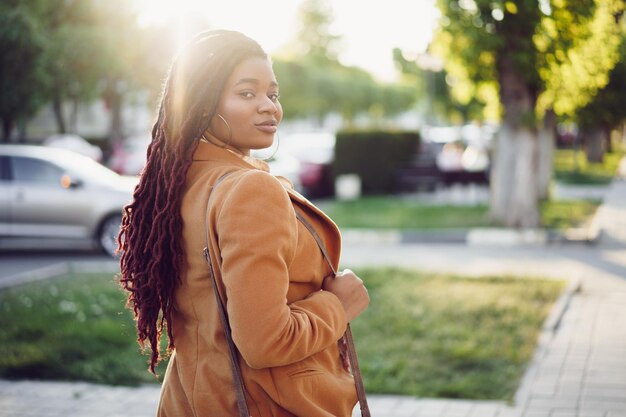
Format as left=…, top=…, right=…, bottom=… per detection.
left=351, top=268, right=565, bottom=399
left=0, top=273, right=168, bottom=385
left=0, top=6, right=48, bottom=138
left=537, top=0, right=625, bottom=116
left=433, top=0, right=624, bottom=120
left=274, top=56, right=417, bottom=125
left=333, top=131, right=420, bottom=194
left=554, top=148, right=626, bottom=184
left=392, top=48, right=477, bottom=123
left=576, top=36, right=626, bottom=130
left=274, top=0, right=417, bottom=125
left=292, top=0, right=341, bottom=62
left=0, top=0, right=166, bottom=139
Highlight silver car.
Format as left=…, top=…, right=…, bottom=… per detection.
left=0, top=145, right=137, bottom=256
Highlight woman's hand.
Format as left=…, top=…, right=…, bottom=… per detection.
left=322, top=269, right=369, bottom=322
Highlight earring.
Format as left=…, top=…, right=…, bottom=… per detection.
left=216, top=113, right=232, bottom=146
left=262, top=131, right=280, bottom=161
left=204, top=114, right=233, bottom=147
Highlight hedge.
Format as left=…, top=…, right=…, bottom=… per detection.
left=332, top=130, right=420, bottom=195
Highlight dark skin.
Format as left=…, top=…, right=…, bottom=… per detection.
left=208, top=57, right=370, bottom=324
left=323, top=268, right=369, bottom=322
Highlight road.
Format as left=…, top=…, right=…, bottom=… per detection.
left=2, top=241, right=625, bottom=289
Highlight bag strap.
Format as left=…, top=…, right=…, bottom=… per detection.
left=294, top=212, right=371, bottom=417
left=203, top=172, right=251, bottom=417
left=203, top=172, right=369, bottom=417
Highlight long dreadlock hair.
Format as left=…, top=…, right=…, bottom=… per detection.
left=118, top=30, right=268, bottom=374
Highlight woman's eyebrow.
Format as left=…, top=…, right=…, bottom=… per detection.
left=234, top=78, right=279, bottom=88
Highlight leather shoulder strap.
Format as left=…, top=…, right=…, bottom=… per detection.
left=293, top=210, right=371, bottom=417
left=203, top=171, right=251, bottom=417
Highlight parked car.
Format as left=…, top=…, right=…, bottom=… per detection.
left=396, top=125, right=494, bottom=191
left=43, top=134, right=103, bottom=162
left=0, top=145, right=137, bottom=256
left=108, top=133, right=152, bottom=175
left=252, top=148, right=303, bottom=192
left=281, top=132, right=336, bottom=198
left=423, top=125, right=492, bottom=185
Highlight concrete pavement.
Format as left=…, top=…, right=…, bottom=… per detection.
left=1, top=175, right=625, bottom=416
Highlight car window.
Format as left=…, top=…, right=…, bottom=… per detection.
left=10, top=156, right=64, bottom=185
left=0, top=156, right=8, bottom=181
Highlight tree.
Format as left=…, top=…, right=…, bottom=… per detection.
left=275, top=0, right=417, bottom=126
left=44, top=25, right=108, bottom=134
left=392, top=47, right=487, bottom=125
left=292, top=0, right=341, bottom=63
left=434, top=0, right=624, bottom=227
left=0, top=7, right=47, bottom=141
left=576, top=34, right=626, bottom=159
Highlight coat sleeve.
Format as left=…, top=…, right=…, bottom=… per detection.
left=216, top=170, right=348, bottom=369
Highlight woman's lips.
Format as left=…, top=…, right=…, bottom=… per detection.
left=255, top=123, right=277, bottom=133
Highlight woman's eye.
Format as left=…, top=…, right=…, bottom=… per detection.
left=268, top=93, right=280, bottom=102
left=239, top=91, right=255, bottom=99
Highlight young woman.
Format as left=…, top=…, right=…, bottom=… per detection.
left=118, top=30, right=369, bottom=416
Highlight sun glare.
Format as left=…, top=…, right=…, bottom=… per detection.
left=131, top=0, right=438, bottom=81
left=134, top=0, right=198, bottom=27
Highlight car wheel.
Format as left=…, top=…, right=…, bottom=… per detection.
left=98, top=214, right=122, bottom=257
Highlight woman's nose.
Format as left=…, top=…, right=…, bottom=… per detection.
left=258, top=97, right=278, bottom=114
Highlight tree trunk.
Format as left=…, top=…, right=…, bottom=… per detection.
left=109, top=90, right=123, bottom=145
left=583, top=127, right=604, bottom=163
left=490, top=55, right=540, bottom=228
left=605, top=125, right=613, bottom=154
left=106, top=78, right=125, bottom=147
left=69, top=97, right=79, bottom=134
left=17, top=117, right=27, bottom=143
left=537, top=109, right=556, bottom=200
left=1, top=118, right=13, bottom=142
left=52, top=96, right=67, bottom=134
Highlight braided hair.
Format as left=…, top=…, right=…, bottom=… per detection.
left=118, top=30, right=267, bottom=374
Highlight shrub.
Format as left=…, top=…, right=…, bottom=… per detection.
left=333, top=130, right=420, bottom=194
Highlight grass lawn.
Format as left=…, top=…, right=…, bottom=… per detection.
left=352, top=268, right=564, bottom=400
left=539, top=199, right=600, bottom=230
left=321, top=197, right=599, bottom=230
left=554, top=148, right=625, bottom=185
left=0, top=273, right=167, bottom=385
left=0, top=270, right=564, bottom=401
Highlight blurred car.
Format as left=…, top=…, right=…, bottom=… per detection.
left=281, top=132, right=336, bottom=198
left=0, top=145, right=137, bottom=256
left=108, top=133, right=152, bottom=175
left=252, top=148, right=303, bottom=192
left=423, top=125, right=491, bottom=184
left=396, top=125, right=493, bottom=191
left=43, top=134, right=103, bottom=162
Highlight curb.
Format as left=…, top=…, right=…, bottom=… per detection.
left=341, top=227, right=597, bottom=246
left=0, top=262, right=69, bottom=290
left=514, top=276, right=582, bottom=407
left=542, top=277, right=582, bottom=332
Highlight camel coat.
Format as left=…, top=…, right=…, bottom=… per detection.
left=157, top=141, right=357, bottom=417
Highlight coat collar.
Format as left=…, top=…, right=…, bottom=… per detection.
left=193, top=140, right=270, bottom=172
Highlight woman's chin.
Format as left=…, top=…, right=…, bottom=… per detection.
left=254, top=139, right=275, bottom=151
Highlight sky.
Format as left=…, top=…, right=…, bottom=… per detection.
left=132, top=0, right=441, bottom=81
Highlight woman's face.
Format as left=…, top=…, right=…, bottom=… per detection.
left=209, top=57, right=282, bottom=155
